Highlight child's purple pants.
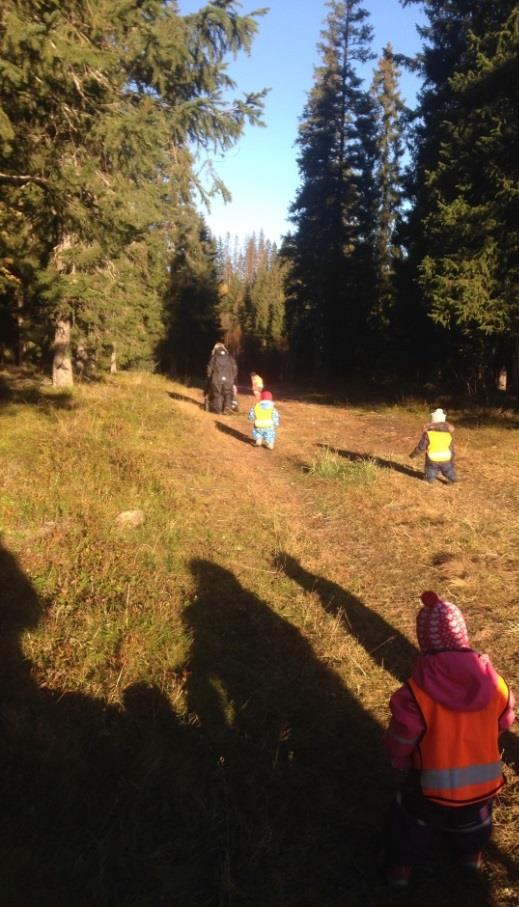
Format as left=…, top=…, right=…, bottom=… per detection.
left=387, top=779, right=493, bottom=865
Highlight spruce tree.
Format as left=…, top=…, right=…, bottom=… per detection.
left=164, top=214, right=220, bottom=378
left=403, top=0, right=518, bottom=389
left=215, top=234, right=245, bottom=358
left=285, top=0, right=375, bottom=377
left=214, top=233, right=287, bottom=372
left=370, top=44, right=405, bottom=333
left=419, top=5, right=519, bottom=388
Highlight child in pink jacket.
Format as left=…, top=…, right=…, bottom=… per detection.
left=385, top=591, right=515, bottom=888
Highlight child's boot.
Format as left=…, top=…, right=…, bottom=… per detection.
left=266, top=442, right=274, bottom=450
left=255, top=439, right=262, bottom=447
left=388, top=865, right=412, bottom=889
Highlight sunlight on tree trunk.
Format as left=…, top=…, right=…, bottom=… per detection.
left=52, top=319, right=73, bottom=387
left=110, top=343, right=117, bottom=374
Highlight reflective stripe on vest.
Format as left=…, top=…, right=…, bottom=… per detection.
left=421, top=761, right=503, bottom=791
left=254, top=402, right=274, bottom=429
left=408, top=674, right=509, bottom=806
left=426, top=430, right=452, bottom=462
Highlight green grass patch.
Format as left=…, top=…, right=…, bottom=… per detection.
left=306, top=445, right=378, bottom=483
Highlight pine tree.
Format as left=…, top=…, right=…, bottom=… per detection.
left=214, top=232, right=287, bottom=372
left=403, top=0, right=518, bottom=390
left=370, top=44, right=405, bottom=332
left=247, top=244, right=287, bottom=349
left=285, top=0, right=375, bottom=377
left=419, top=5, right=519, bottom=388
left=215, top=233, right=245, bottom=357
left=163, top=214, right=220, bottom=378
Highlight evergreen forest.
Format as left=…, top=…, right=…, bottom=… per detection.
left=1, top=0, right=518, bottom=393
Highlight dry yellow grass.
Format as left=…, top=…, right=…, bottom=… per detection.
left=0, top=370, right=517, bottom=905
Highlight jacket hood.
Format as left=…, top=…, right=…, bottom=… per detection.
left=411, top=650, right=499, bottom=711
left=257, top=400, right=273, bottom=409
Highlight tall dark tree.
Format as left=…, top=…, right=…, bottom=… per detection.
left=370, top=44, right=405, bottom=333
left=403, top=0, right=518, bottom=391
left=163, top=215, right=220, bottom=378
left=285, top=0, right=375, bottom=377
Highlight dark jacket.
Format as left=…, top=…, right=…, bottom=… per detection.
left=206, top=349, right=237, bottom=386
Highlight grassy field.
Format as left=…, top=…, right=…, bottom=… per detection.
left=0, top=369, right=518, bottom=906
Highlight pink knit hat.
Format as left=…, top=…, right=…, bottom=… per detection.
left=416, top=591, right=470, bottom=652
left=260, top=390, right=272, bottom=401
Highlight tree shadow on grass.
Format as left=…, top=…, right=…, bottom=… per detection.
left=276, top=552, right=417, bottom=684
left=0, top=538, right=219, bottom=905
left=215, top=419, right=253, bottom=445
left=235, top=384, right=254, bottom=396
left=184, top=560, right=498, bottom=905
left=0, top=373, right=77, bottom=413
left=184, top=558, right=392, bottom=904
left=501, top=728, right=519, bottom=774
left=0, top=538, right=500, bottom=906
left=485, top=838, right=519, bottom=888
left=276, top=379, right=418, bottom=408
left=317, top=443, right=424, bottom=481
left=167, top=389, right=204, bottom=409
left=455, top=412, right=519, bottom=430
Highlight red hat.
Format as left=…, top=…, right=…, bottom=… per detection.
left=260, top=390, right=272, bottom=401
left=416, top=591, right=470, bottom=652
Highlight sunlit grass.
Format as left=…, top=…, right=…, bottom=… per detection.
left=0, top=370, right=517, bottom=905
left=306, top=446, right=378, bottom=483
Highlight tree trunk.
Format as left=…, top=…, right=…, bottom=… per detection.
left=52, top=318, right=74, bottom=387
left=16, top=287, right=25, bottom=367
left=75, top=341, right=87, bottom=382
left=509, top=337, right=519, bottom=395
left=110, top=342, right=117, bottom=374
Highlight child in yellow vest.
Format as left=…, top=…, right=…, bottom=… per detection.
left=247, top=389, right=280, bottom=450
left=250, top=372, right=264, bottom=399
left=409, top=408, right=457, bottom=483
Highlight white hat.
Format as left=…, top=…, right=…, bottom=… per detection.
left=430, top=408, right=446, bottom=423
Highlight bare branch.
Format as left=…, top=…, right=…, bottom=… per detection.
left=0, top=172, right=49, bottom=188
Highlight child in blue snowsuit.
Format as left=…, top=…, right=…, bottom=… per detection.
left=248, top=389, right=280, bottom=450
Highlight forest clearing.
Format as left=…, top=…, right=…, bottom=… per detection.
left=0, top=370, right=517, bottom=906
left=1, top=1, right=517, bottom=900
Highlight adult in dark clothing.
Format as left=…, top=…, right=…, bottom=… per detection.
left=206, top=343, right=237, bottom=414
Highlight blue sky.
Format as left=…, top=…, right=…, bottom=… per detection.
left=178, top=0, right=426, bottom=244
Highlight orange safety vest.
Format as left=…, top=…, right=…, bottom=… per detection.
left=253, top=401, right=274, bottom=429
left=426, top=429, right=453, bottom=462
left=408, top=675, right=510, bottom=806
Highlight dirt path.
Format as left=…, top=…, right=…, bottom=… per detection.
left=168, top=378, right=519, bottom=886
left=167, top=380, right=518, bottom=688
